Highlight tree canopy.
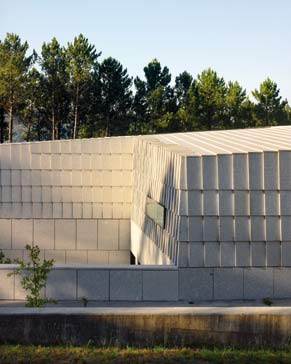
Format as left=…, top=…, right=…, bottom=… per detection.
left=0, top=33, right=290, bottom=143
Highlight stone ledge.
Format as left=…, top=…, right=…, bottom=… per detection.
left=1, top=306, right=291, bottom=347
left=0, top=264, right=177, bottom=270
left=1, top=305, right=291, bottom=315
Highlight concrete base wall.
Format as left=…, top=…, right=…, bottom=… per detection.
left=179, top=267, right=291, bottom=301
left=0, top=264, right=178, bottom=302
left=1, top=307, right=291, bottom=347
left=2, top=265, right=291, bottom=302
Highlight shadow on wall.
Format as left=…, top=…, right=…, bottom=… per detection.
left=1, top=309, right=291, bottom=347
left=136, top=156, right=178, bottom=265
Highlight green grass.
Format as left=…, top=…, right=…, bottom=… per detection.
left=1, top=345, right=291, bottom=364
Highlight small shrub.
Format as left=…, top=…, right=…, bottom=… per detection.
left=81, top=296, right=88, bottom=307
left=8, top=244, right=57, bottom=307
left=0, top=250, right=12, bottom=264
left=262, top=297, right=273, bottom=306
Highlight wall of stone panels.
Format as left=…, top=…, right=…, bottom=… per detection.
left=0, top=137, right=134, bottom=264
left=131, top=137, right=192, bottom=265
left=3, top=264, right=291, bottom=302
left=132, top=137, right=291, bottom=269
left=0, top=264, right=178, bottom=301
left=179, top=150, right=291, bottom=269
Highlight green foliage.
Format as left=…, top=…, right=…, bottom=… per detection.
left=40, top=37, right=70, bottom=140
left=20, top=68, right=49, bottom=141
left=66, top=34, right=101, bottom=139
left=0, top=101, right=8, bottom=143
left=175, top=80, right=198, bottom=131
left=132, top=59, right=175, bottom=134
left=96, top=57, right=132, bottom=136
left=0, top=33, right=290, bottom=140
left=252, top=78, right=288, bottom=126
left=8, top=244, right=57, bottom=307
left=1, top=345, right=291, bottom=364
left=224, top=81, right=254, bottom=129
left=0, top=250, right=12, bottom=264
left=262, top=297, right=273, bottom=306
left=81, top=296, right=88, bottom=307
left=195, top=68, right=226, bottom=130
left=0, top=33, right=35, bottom=142
left=175, top=71, right=193, bottom=108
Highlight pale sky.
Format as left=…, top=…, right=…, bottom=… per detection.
left=1, top=0, right=291, bottom=101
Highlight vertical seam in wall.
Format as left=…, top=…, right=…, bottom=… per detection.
left=75, top=219, right=77, bottom=250
left=13, top=269, right=15, bottom=300
left=118, top=219, right=120, bottom=250
left=249, top=238, right=252, bottom=267
left=272, top=267, right=275, bottom=299
left=53, top=219, right=56, bottom=250
left=264, top=239, right=267, bottom=268
left=212, top=268, right=214, bottom=301
left=10, top=218, right=12, bottom=249
left=242, top=268, right=245, bottom=299
left=32, top=218, right=34, bottom=247
left=219, top=241, right=222, bottom=268
left=41, top=200, right=43, bottom=221
left=279, top=215, right=282, bottom=245
left=108, top=270, right=111, bottom=301
left=141, top=270, right=144, bottom=301
left=96, top=219, right=99, bottom=250
left=44, top=271, right=47, bottom=299
left=76, top=269, right=78, bottom=300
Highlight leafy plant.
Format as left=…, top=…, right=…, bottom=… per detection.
left=81, top=296, right=88, bottom=307
left=0, top=250, right=12, bottom=264
left=262, top=297, right=273, bottom=306
left=8, top=244, right=57, bottom=307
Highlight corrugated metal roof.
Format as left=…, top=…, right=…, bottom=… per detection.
left=154, top=126, right=291, bottom=155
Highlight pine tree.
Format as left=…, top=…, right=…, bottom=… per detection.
left=133, top=59, right=174, bottom=134
left=131, top=76, right=147, bottom=134
left=66, top=34, right=101, bottom=138
left=0, top=96, right=7, bottom=143
left=175, top=81, right=199, bottom=131
left=20, top=68, right=49, bottom=141
left=0, top=33, right=35, bottom=142
left=195, top=68, right=226, bottom=130
left=252, top=78, right=288, bottom=126
left=224, top=81, right=254, bottom=129
left=97, top=57, right=132, bottom=136
left=40, top=37, right=70, bottom=140
left=172, top=71, right=195, bottom=132
left=175, top=71, right=193, bottom=106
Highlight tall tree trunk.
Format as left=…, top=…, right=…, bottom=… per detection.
left=26, top=104, right=33, bottom=142
left=207, top=110, right=212, bottom=130
left=106, top=115, right=110, bottom=137
left=0, top=107, right=4, bottom=143
left=73, top=85, right=79, bottom=139
left=52, top=109, right=55, bottom=140
left=26, top=124, right=31, bottom=142
left=37, top=115, right=41, bottom=141
left=8, top=102, right=13, bottom=143
left=57, top=104, right=61, bottom=140
left=57, top=120, right=61, bottom=140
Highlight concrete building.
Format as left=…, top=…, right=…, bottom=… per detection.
left=1, top=125, right=291, bottom=301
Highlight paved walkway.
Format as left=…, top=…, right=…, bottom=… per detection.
left=1, top=299, right=291, bottom=313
